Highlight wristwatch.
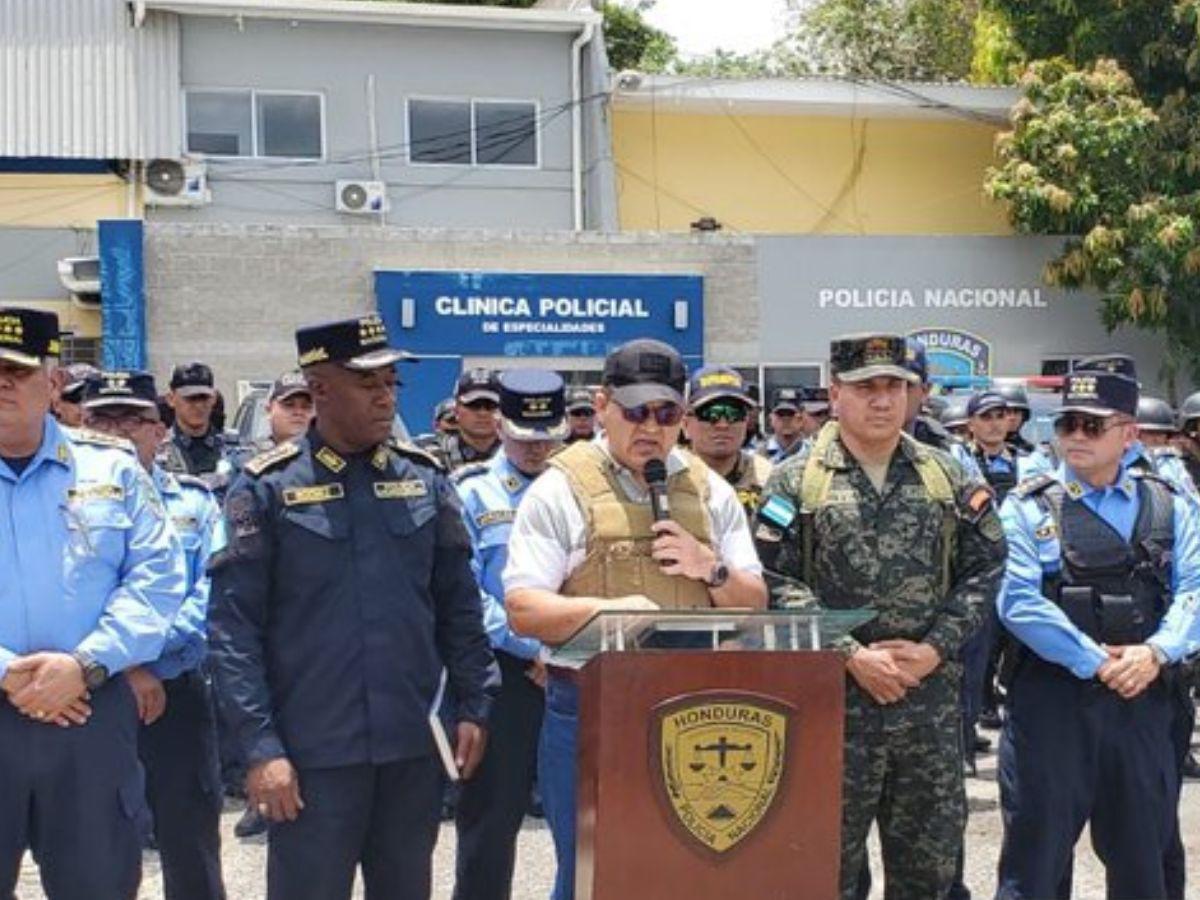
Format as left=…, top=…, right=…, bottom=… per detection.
left=705, top=561, right=730, bottom=589
left=71, top=651, right=109, bottom=690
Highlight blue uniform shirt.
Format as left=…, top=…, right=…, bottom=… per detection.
left=1126, top=442, right=1199, bottom=499
left=146, top=468, right=224, bottom=680
left=455, top=454, right=542, bottom=661
left=0, top=416, right=186, bottom=679
left=1000, top=460, right=1200, bottom=679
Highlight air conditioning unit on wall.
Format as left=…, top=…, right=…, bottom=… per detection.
left=336, top=180, right=388, bottom=215
left=144, top=157, right=211, bottom=207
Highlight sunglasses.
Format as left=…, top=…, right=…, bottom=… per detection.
left=89, top=409, right=159, bottom=428
left=619, top=402, right=683, bottom=427
left=462, top=399, right=499, bottom=412
left=695, top=402, right=749, bottom=424
left=1053, top=413, right=1125, bottom=439
left=569, top=408, right=595, bottom=417
left=772, top=408, right=798, bottom=418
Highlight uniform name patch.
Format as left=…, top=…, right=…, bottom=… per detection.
left=67, top=484, right=125, bottom=502
left=374, top=480, right=427, bottom=500
left=172, top=515, right=199, bottom=532
left=476, top=509, right=516, bottom=527
left=283, top=484, right=345, bottom=506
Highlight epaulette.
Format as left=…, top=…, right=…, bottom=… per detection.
left=450, top=461, right=489, bottom=485
left=66, top=427, right=135, bottom=453
left=1011, top=472, right=1056, bottom=499
left=1130, top=467, right=1178, bottom=493
left=244, top=441, right=301, bottom=477
left=388, top=437, right=445, bottom=472
left=175, top=473, right=213, bottom=492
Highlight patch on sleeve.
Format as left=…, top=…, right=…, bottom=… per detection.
left=1035, top=523, right=1057, bottom=541
left=477, top=508, right=516, bottom=528
left=226, top=491, right=262, bottom=540
left=758, top=494, right=797, bottom=531
left=979, top=511, right=1004, bottom=543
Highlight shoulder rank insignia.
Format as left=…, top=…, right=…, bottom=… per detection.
left=1129, top=468, right=1178, bottom=492
left=67, top=483, right=125, bottom=502
left=374, top=480, right=428, bottom=500
left=245, top=441, right=301, bottom=477
left=388, top=438, right=445, bottom=472
left=175, top=473, right=212, bottom=492
left=1011, top=473, right=1055, bottom=499
left=283, top=483, right=345, bottom=506
left=1064, top=480, right=1085, bottom=500
left=476, top=508, right=516, bottom=527
left=67, top=427, right=134, bottom=453
left=450, top=462, right=489, bottom=485
left=1035, top=522, right=1057, bottom=541
left=315, top=445, right=346, bottom=474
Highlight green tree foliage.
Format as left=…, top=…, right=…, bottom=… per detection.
left=601, top=2, right=677, bottom=72
left=985, top=2, right=1200, bottom=372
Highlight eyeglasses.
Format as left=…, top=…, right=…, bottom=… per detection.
left=619, top=402, right=683, bottom=427
left=1053, top=413, right=1125, bottom=439
left=462, top=399, right=499, bottom=412
left=88, top=409, right=158, bottom=429
left=695, top=402, right=749, bottom=424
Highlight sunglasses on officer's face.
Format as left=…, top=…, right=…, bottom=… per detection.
left=1053, top=413, right=1125, bottom=439
left=695, top=402, right=749, bottom=425
left=462, top=398, right=498, bottom=412
left=619, top=402, right=684, bottom=427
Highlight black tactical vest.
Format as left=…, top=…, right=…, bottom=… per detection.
left=1035, top=475, right=1174, bottom=645
left=975, top=448, right=1018, bottom=503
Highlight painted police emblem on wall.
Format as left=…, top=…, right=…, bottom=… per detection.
left=652, top=693, right=789, bottom=856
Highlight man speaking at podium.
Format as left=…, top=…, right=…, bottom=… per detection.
left=506, top=338, right=767, bottom=900
left=756, top=333, right=1007, bottom=900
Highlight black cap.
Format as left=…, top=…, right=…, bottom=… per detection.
left=0, top=307, right=60, bottom=368
left=169, top=361, right=216, bottom=397
left=1076, top=354, right=1138, bottom=381
left=456, top=367, right=500, bottom=404
left=830, top=333, right=918, bottom=383
left=565, top=386, right=595, bottom=413
left=60, top=363, right=100, bottom=403
left=268, top=370, right=310, bottom=403
left=1059, top=372, right=1139, bottom=418
left=771, top=387, right=803, bottom=412
left=499, top=369, right=568, bottom=441
left=687, top=365, right=752, bottom=409
left=967, top=391, right=1007, bottom=418
left=601, top=338, right=686, bottom=408
left=802, top=386, right=830, bottom=412
left=1137, top=397, right=1176, bottom=432
left=295, top=314, right=409, bottom=370
left=81, top=370, right=159, bottom=410
left=904, top=337, right=929, bottom=384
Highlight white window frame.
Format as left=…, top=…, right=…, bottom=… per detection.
left=405, top=95, right=542, bottom=170
left=183, top=87, right=327, bottom=162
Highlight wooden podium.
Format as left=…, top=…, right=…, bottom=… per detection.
left=553, top=610, right=870, bottom=900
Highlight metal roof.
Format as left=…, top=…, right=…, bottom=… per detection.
left=139, top=0, right=599, bottom=32
left=613, top=75, right=1018, bottom=124
left=0, top=0, right=182, bottom=159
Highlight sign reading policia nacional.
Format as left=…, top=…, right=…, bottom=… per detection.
left=652, top=692, right=790, bottom=856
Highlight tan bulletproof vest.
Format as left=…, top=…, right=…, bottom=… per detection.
left=551, top=441, right=715, bottom=609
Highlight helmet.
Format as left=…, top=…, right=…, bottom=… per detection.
left=1136, top=397, right=1176, bottom=432
left=994, top=382, right=1031, bottom=421
left=1179, top=391, right=1200, bottom=428
left=939, top=395, right=970, bottom=430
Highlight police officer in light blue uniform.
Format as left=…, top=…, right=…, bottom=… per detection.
left=0, top=308, right=186, bottom=900
left=903, top=339, right=984, bottom=481
left=997, top=368, right=1200, bottom=900
left=81, top=370, right=226, bottom=900
left=453, top=369, right=569, bottom=900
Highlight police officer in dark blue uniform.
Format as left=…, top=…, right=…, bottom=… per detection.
left=997, top=369, right=1200, bottom=899
left=452, top=369, right=569, bottom=900
left=209, top=313, right=500, bottom=900
left=0, top=308, right=186, bottom=900
left=81, top=370, right=226, bottom=900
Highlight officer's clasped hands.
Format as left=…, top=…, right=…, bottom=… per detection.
left=1097, top=643, right=1162, bottom=699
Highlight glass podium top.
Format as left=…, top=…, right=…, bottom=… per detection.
left=546, top=608, right=876, bottom=669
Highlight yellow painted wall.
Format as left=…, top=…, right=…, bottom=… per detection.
left=612, top=110, right=1011, bottom=235
left=0, top=173, right=132, bottom=228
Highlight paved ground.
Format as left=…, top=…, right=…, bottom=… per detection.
left=16, top=727, right=1200, bottom=898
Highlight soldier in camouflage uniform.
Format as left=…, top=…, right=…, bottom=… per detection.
left=755, top=333, right=1007, bottom=900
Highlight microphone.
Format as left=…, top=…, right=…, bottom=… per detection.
left=643, top=458, right=670, bottom=523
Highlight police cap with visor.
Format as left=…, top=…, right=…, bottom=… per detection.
left=830, top=333, right=919, bottom=384
left=81, top=370, right=159, bottom=410
left=687, top=365, right=753, bottom=410
left=0, top=307, right=60, bottom=368
left=295, top=313, right=410, bottom=370
left=602, top=338, right=686, bottom=408
left=1059, top=371, right=1139, bottom=418
left=499, top=370, right=568, bottom=442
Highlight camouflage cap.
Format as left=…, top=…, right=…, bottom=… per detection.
left=830, top=333, right=918, bottom=384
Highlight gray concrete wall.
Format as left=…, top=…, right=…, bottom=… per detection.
left=152, top=16, right=613, bottom=230
left=142, top=223, right=757, bottom=399
left=0, top=227, right=94, bottom=299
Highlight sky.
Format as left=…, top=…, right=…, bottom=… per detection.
left=637, top=0, right=794, bottom=58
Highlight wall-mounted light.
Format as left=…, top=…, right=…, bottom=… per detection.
left=401, top=297, right=416, bottom=328
left=673, top=300, right=689, bottom=330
